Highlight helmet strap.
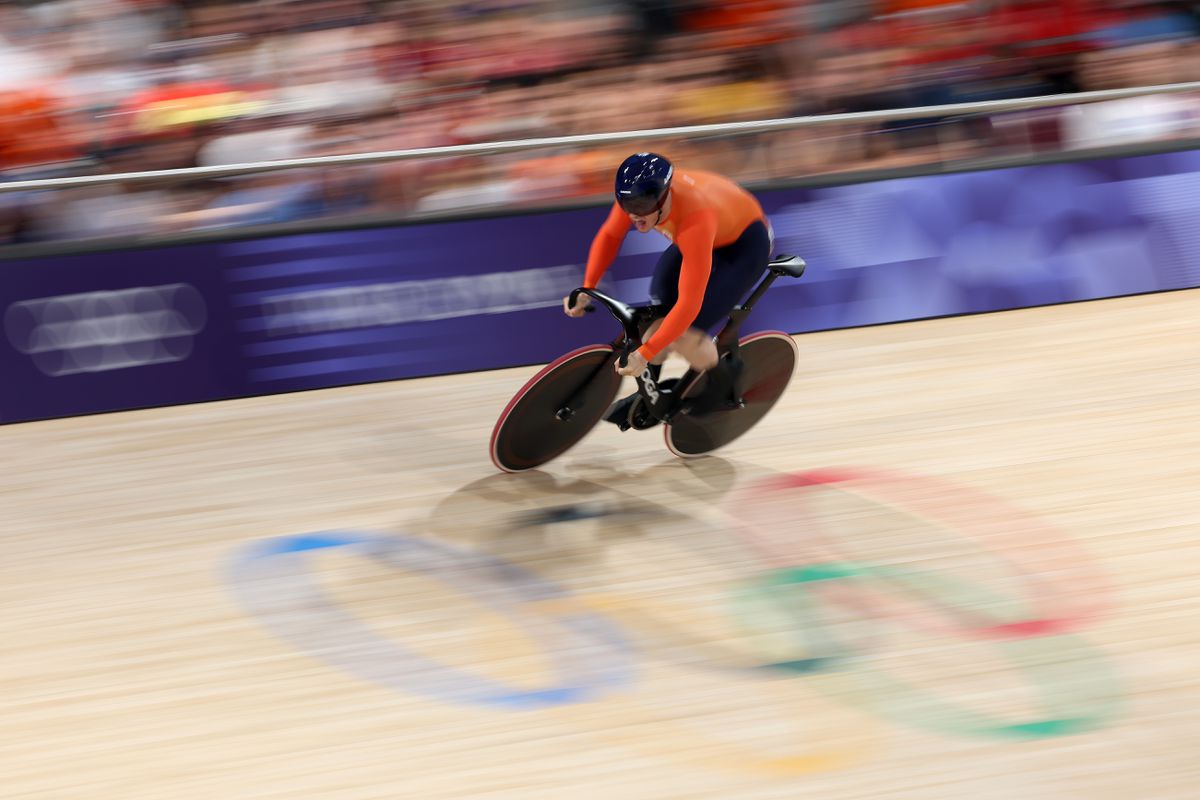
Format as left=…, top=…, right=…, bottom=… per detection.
left=653, top=188, right=670, bottom=225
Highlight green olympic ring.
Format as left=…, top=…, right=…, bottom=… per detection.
left=731, top=562, right=1124, bottom=740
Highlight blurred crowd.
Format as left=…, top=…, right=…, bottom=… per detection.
left=2, top=0, right=1200, bottom=244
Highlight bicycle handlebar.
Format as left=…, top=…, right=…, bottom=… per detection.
left=567, top=287, right=643, bottom=358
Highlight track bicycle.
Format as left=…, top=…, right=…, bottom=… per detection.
left=490, top=254, right=806, bottom=473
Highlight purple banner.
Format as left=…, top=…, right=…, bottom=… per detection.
left=3, top=149, right=1200, bottom=424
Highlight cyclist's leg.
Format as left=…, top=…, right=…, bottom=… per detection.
left=663, top=220, right=771, bottom=368
left=644, top=243, right=683, bottom=365
left=667, top=327, right=719, bottom=372
left=680, top=220, right=772, bottom=412
left=644, top=239, right=724, bottom=373
left=638, top=318, right=675, bottom=367
left=692, top=219, right=772, bottom=337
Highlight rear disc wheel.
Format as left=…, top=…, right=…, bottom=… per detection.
left=664, top=331, right=797, bottom=459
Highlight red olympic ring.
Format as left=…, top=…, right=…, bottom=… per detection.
left=728, top=467, right=1112, bottom=638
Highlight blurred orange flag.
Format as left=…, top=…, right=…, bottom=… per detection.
left=0, top=88, right=78, bottom=169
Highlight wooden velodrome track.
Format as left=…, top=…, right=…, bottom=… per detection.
left=5, top=289, right=1200, bottom=799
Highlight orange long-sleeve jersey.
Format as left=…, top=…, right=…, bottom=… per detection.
left=583, top=168, right=766, bottom=360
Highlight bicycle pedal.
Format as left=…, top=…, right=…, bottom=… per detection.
left=630, top=411, right=662, bottom=431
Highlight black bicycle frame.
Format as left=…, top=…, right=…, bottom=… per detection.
left=551, top=287, right=646, bottom=420
left=562, top=264, right=786, bottom=425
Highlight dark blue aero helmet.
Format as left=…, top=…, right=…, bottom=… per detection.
left=615, top=152, right=673, bottom=216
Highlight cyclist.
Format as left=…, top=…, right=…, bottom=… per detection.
left=563, top=152, right=772, bottom=420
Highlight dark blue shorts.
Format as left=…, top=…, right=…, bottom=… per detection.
left=649, top=219, right=771, bottom=333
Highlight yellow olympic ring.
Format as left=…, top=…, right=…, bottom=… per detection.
left=528, top=593, right=878, bottom=776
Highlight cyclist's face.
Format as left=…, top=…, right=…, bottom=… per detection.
left=628, top=210, right=657, bottom=232
left=627, top=191, right=670, bottom=233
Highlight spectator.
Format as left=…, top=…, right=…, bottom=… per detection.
left=0, top=0, right=1197, bottom=245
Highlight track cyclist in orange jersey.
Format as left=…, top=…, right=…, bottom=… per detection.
left=563, top=152, right=773, bottom=423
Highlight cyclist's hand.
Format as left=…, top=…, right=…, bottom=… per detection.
left=616, top=350, right=648, bottom=377
left=563, top=293, right=591, bottom=318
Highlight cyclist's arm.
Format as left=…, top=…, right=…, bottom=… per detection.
left=582, top=202, right=630, bottom=289
left=639, top=209, right=718, bottom=360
